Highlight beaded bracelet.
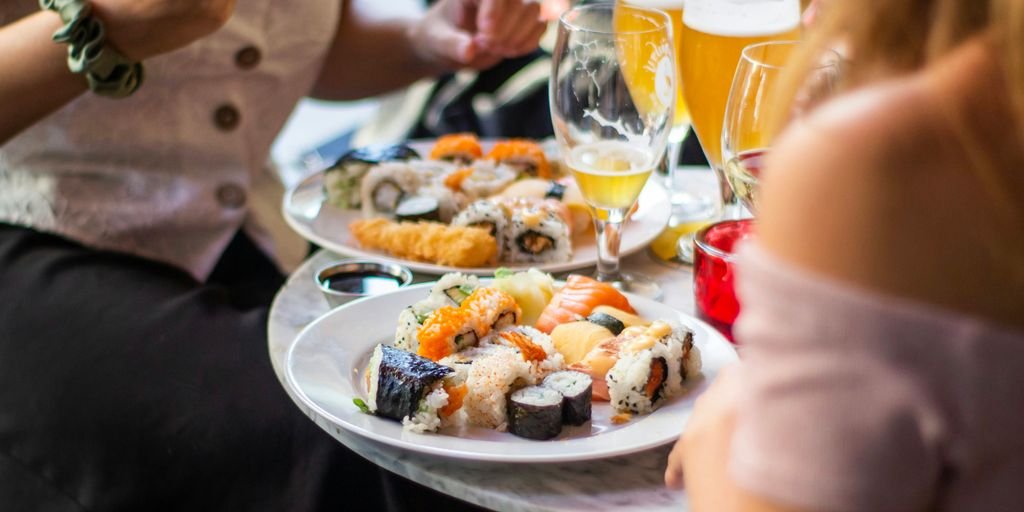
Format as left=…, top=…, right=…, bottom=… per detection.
left=39, top=0, right=143, bottom=98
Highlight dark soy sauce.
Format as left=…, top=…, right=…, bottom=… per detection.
left=325, top=272, right=404, bottom=295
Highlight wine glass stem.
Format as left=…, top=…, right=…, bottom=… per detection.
left=593, top=211, right=625, bottom=282
left=713, top=165, right=743, bottom=220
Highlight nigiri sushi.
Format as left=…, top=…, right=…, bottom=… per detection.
left=534, top=275, right=636, bottom=334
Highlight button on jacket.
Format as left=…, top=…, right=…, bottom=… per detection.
left=0, top=1, right=340, bottom=280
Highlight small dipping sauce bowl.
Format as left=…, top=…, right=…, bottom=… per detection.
left=314, top=260, right=414, bottom=308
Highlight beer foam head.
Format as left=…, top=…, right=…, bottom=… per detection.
left=620, top=0, right=684, bottom=9
left=684, top=0, right=801, bottom=38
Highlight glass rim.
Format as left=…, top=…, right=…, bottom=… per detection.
left=693, top=219, right=755, bottom=262
left=558, top=3, right=672, bottom=36
left=739, top=40, right=841, bottom=70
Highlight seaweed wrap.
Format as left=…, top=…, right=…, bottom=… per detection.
left=542, top=370, right=593, bottom=426
left=508, top=386, right=564, bottom=440
left=504, top=208, right=572, bottom=264
left=324, top=144, right=419, bottom=209
left=366, top=344, right=454, bottom=431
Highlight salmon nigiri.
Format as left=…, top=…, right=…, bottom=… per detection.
left=534, top=275, right=635, bottom=334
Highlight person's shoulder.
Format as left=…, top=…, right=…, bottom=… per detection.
left=756, top=74, right=947, bottom=294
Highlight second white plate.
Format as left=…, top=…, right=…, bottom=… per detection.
left=282, top=140, right=671, bottom=276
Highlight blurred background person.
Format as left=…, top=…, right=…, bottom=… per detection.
left=0, top=0, right=544, bottom=510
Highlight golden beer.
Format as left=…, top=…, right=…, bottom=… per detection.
left=615, top=0, right=690, bottom=135
left=568, top=142, right=656, bottom=211
left=680, top=0, right=801, bottom=169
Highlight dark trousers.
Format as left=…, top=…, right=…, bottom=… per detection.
left=0, top=224, right=482, bottom=512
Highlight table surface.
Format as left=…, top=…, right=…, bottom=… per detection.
left=267, top=172, right=719, bottom=511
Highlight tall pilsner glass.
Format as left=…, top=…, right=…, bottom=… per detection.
left=551, top=3, right=675, bottom=298
left=615, top=0, right=711, bottom=218
left=680, top=0, right=801, bottom=219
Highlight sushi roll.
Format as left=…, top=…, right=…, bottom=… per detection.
left=543, top=370, right=593, bottom=426
left=416, top=184, right=464, bottom=223
left=606, top=340, right=675, bottom=415
left=452, top=200, right=508, bottom=259
left=486, top=325, right=564, bottom=384
left=394, top=196, right=442, bottom=223
left=323, top=143, right=419, bottom=209
left=458, top=160, right=517, bottom=200
left=463, top=349, right=531, bottom=429
left=365, top=344, right=454, bottom=432
left=507, top=386, right=564, bottom=440
left=416, top=306, right=479, bottom=361
left=360, top=162, right=424, bottom=217
left=504, top=208, right=572, bottom=264
left=430, top=133, right=483, bottom=165
left=486, top=139, right=552, bottom=179
left=425, top=272, right=481, bottom=308
left=461, top=287, right=522, bottom=339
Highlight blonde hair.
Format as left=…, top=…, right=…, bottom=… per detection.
left=781, top=0, right=1024, bottom=266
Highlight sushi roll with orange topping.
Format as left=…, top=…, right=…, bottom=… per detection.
left=416, top=306, right=478, bottom=361
left=461, top=287, right=522, bottom=339
left=486, top=139, right=552, bottom=179
left=430, top=133, right=483, bottom=165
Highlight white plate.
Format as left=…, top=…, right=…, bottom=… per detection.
left=282, top=140, right=672, bottom=276
left=284, top=283, right=739, bottom=463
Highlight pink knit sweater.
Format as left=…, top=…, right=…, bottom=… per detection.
left=730, top=243, right=1024, bottom=512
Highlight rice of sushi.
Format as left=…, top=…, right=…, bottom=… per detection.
left=458, top=160, right=516, bottom=199
left=462, top=349, right=531, bottom=430
left=360, top=162, right=424, bottom=218
left=417, top=184, right=464, bottom=223
left=606, top=341, right=675, bottom=415
left=483, top=325, right=564, bottom=385
left=504, top=209, right=571, bottom=264
left=452, top=200, right=508, bottom=260
left=402, top=385, right=450, bottom=433
left=426, top=273, right=481, bottom=309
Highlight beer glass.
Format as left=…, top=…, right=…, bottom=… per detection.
left=680, top=0, right=802, bottom=219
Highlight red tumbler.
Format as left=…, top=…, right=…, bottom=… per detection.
left=692, top=219, right=756, bottom=343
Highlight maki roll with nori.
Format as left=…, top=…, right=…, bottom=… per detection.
left=504, top=208, right=572, bottom=264
left=395, top=196, right=441, bottom=222
left=542, top=370, right=593, bottom=426
left=365, top=344, right=454, bottom=432
left=324, top=144, right=419, bottom=209
left=508, top=386, right=564, bottom=440
left=452, top=200, right=508, bottom=260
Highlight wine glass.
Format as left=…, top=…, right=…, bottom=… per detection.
left=721, top=40, right=840, bottom=213
left=550, top=3, right=675, bottom=299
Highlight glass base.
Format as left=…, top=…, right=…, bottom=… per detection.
left=676, top=232, right=696, bottom=265
left=596, top=271, right=663, bottom=301
left=668, top=190, right=717, bottom=221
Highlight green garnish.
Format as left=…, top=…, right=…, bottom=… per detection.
left=353, top=398, right=370, bottom=414
left=457, top=284, right=476, bottom=296
left=494, top=267, right=514, bottom=279
left=415, top=313, right=429, bottom=324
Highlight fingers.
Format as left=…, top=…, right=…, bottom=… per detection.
left=475, top=0, right=544, bottom=58
left=664, top=437, right=686, bottom=489
left=476, top=0, right=508, bottom=37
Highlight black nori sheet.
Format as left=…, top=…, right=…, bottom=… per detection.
left=330, top=143, right=419, bottom=170
left=508, top=387, right=563, bottom=440
left=551, top=373, right=592, bottom=426
left=374, top=345, right=453, bottom=421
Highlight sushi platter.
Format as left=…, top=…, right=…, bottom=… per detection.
left=282, top=137, right=672, bottom=275
left=284, top=277, right=738, bottom=463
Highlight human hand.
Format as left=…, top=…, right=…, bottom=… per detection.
left=409, top=0, right=548, bottom=71
left=90, top=0, right=237, bottom=61
left=665, top=364, right=743, bottom=509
